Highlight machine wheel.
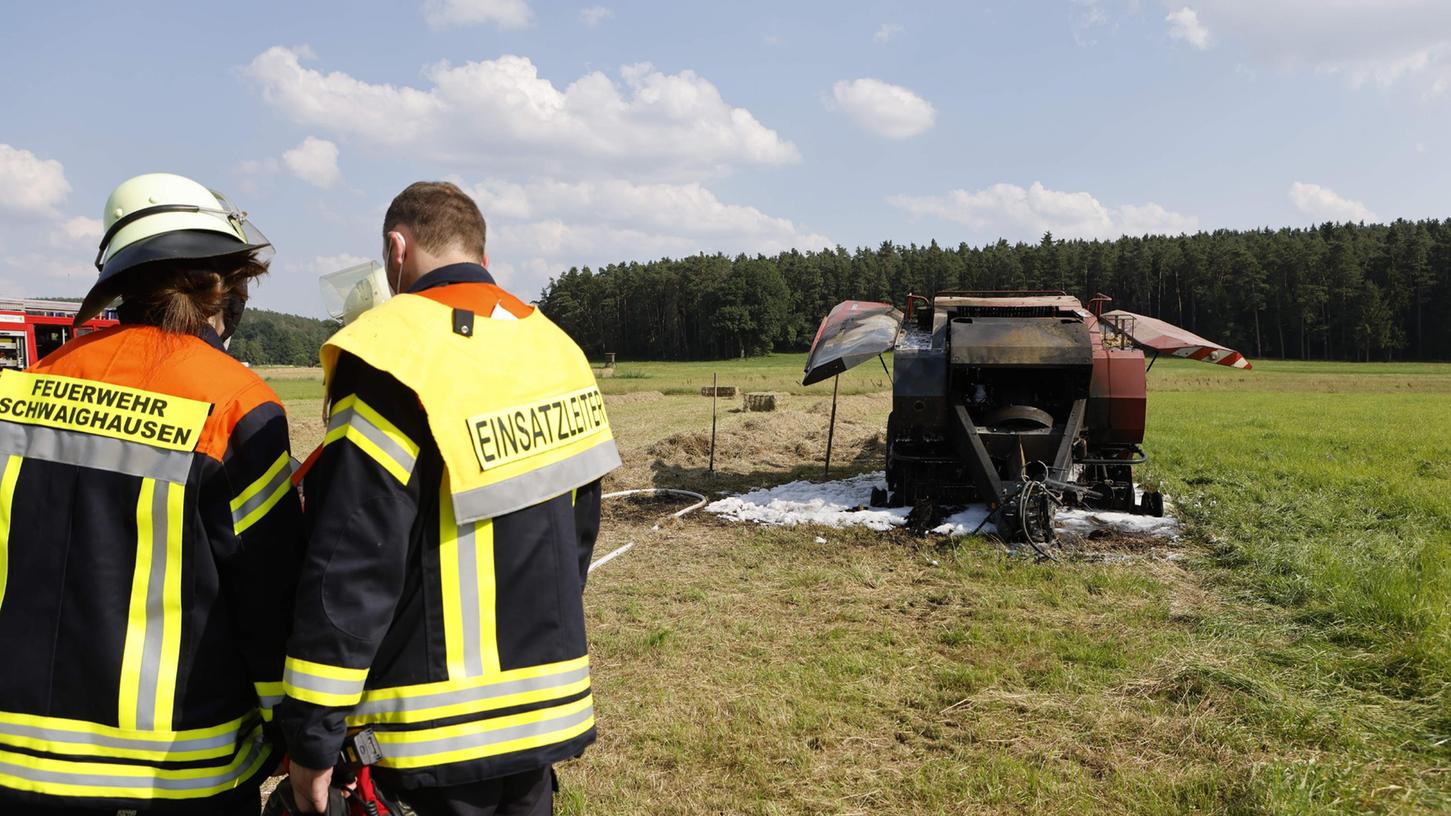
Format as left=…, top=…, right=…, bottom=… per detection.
left=870, top=486, right=889, bottom=507
left=1139, top=491, right=1165, bottom=517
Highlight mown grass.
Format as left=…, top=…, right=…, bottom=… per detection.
left=274, top=355, right=1451, bottom=813
left=563, top=356, right=1450, bottom=814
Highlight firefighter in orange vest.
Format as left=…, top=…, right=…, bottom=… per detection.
left=277, top=182, right=618, bottom=815
left=0, top=173, right=303, bottom=814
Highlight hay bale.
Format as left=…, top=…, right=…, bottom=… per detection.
left=700, top=385, right=737, bottom=397
left=745, top=392, right=777, bottom=412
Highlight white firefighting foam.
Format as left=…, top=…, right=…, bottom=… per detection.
left=704, top=472, right=1180, bottom=538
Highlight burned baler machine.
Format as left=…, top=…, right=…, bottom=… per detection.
left=803, top=291, right=1250, bottom=544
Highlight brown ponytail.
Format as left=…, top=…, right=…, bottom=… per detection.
left=115, top=250, right=269, bottom=335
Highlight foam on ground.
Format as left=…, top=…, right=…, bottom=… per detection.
left=705, top=472, right=1181, bottom=539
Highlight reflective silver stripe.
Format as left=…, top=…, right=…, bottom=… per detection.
left=0, top=422, right=193, bottom=483
left=351, top=666, right=590, bottom=720
left=378, top=703, right=594, bottom=760
left=0, top=721, right=238, bottom=754
left=257, top=694, right=283, bottom=711
left=452, top=440, right=621, bottom=524
left=133, top=482, right=171, bottom=731
left=0, top=729, right=266, bottom=792
left=230, top=462, right=290, bottom=528
left=456, top=521, right=484, bottom=677
left=327, top=406, right=416, bottom=474
left=284, top=666, right=366, bottom=698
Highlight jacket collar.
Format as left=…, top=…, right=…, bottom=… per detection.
left=407, top=263, right=496, bottom=294
left=197, top=324, right=227, bottom=352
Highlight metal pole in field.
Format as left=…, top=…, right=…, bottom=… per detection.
left=709, top=372, right=718, bottom=474
left=823, top=373, right=839, bottom=479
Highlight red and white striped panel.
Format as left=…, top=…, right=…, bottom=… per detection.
left=1174, top=345, right=1252, bottom=369
left=1103, top=310, right=1253, bottom=370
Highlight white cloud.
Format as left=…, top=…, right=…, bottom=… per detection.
left=0, top=251, right=94, bottom=285
left=0, top=144, right=71, bottom=217
left=423, top=0, right=531, bottom=29
left=308, top=253, right=373, bottom=276
left=455, top=177, right=831, bottom=297
left=1069, top=0, right=1113, bottom=46
left=244, top=47, right=799, bottom=178
left=1288, top=181, right=1378, bottom=223
left=874, top=23, right=903, bottom=43
left=1187, top=1, right=1451, bottom=92
left=238, top=158, right=280, bottom=176
left=58, top=216, right=102, bottom=242
left=46, top=216, right=102, bottom=251
left=283, top=137, right=342, bottom=188
left=1115, top=202, right=1201, bottom=235
left=888, top=181, right=1199, bottom=240
left=828, top=78, right=937, bottom=140
left=1166, top=7, right=1210, bottom=49
left=579, top=6, right=612, bottom=27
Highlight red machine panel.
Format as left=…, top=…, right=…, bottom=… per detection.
left=1087, top=347, right=1147, bottom=445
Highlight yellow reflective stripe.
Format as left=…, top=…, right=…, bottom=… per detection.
left=373, top=695, right=594, bottom=769
left=0, top=710, right=250, bottom=762
left=117, top=480, right=155, bottom=731
left=283, top=657, right=368, bottom=707
left=360, top=655, right=587, bottom=704
left=119, top=480, right=184, bottom=731
left=254, top=682, right=283, bottom=723
left=439, top=501, right=464, bottom=679
left=348, top=673, right=590, bottom=727
left=286, top=658, right=368, bottom=682
left=476, top=521, right=499, bottom=676
left=440, top=488, right=499, bottom=681
left=230, top=452, right=291, bottom=535
left=0, top=455, right=21, bottom=610
left=0, top=725, right=270, bottom=800
left=324, top=395, right=418, bottom=484
left=154, top=481, right=184, bottom=730
left=347, top=656, right=588, bottom=726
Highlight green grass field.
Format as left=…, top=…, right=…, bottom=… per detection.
left=268, top=357, right=1450, bottom=814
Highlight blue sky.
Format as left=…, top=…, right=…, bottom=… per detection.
left=3, top=1, right=1450, bottom=317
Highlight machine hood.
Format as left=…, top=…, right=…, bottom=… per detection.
left=1103, top=310, right=1252, bottom=369
left=803, top=300, right=902, bottom=385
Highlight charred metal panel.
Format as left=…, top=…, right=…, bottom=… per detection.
left=948, top=317, right=1093, bottom=368
left=892, top=310, right=949, bottom=430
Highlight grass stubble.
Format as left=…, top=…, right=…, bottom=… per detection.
left=274, top=356, right=1449, bottom=815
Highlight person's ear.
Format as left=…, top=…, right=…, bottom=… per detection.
left=385, top=231, right=406, bottom=272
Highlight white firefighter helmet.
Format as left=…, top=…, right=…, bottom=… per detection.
left=77, top=173, right=270, bottom=324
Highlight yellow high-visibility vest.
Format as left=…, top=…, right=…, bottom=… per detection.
left=322, top=293, right=620, bottom=522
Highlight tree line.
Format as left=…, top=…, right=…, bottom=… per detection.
left=228, top=309, right=339, bottom=367
left=537, top=220, right=1451, bottom=363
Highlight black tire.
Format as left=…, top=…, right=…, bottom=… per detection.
left=1141, top=491, right=1165, bottom=517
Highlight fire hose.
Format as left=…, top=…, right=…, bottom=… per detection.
left=588, top=489, right=708, bottom=573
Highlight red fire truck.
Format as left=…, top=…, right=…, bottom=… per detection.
left=0, top=298, right=120, bottom=370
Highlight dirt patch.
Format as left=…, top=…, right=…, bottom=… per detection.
left=599, top=393, right=889, bottom=494
left=631, top=394, right=888, bottom=493
left=1060, top=530, right=1173, bottom=556
left=286, top=400, right=326, bottom=457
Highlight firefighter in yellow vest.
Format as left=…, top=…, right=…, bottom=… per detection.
left=277, top=182, right=619, bottom=815
left=0, top=174, right=302, bottom=814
